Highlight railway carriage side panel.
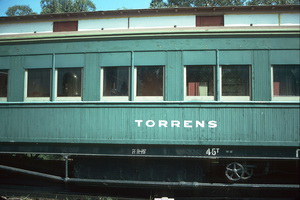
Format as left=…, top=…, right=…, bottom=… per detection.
left=0, top=105, right=299, bottom=146
left=0, top=6, right=299, bottom=197
left=0, top=35, right=299, bottom=148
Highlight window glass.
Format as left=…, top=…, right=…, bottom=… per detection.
left=0, top=70, right=8, bottom=98
left=186, top=66, right=214, bottom=97
left=222, top=66, right=250, bottom=97
left=27, top=69, right=51, bottom=97
left=103, top=67, right=129, bottom=96
left=57, top=68, right=81, bottom=97
left=273, top=65, right=299, bottom=97
left=137, top=66, right=163, bottom=96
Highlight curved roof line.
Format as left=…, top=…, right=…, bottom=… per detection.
left=1, top=5, right=299, bottom=23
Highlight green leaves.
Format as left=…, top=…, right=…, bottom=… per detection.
left=246, top=0, right=299, bottom=6
left=6, top=0, right=97, bottom=16
left=40, top=0, right=96, bottom=14
left=149, top=0, right=299, bottom=8
left=5, top=5, right=37, bottom=16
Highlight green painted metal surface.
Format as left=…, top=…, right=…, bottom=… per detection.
left=0, top=31, right=299, bottom=148
left=0, top=103, right=299, bottom=146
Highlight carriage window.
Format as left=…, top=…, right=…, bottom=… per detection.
left=26, top=69, right=51, bottom=100
left=102, top=67, right=129, bottom=101
left=221, top=66, right=250, bottom=101
left=0, top=70, right=8, bottom=100
left=186, top=66, right=214, bottom=101
left=273, top=65, right=299, bottom=101
left=136, top=66, right=164, bottom=101
left=57, top=68, right=82, bottom=100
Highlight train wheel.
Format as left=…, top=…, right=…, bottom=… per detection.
left=225, top=162, right=244, bottom=181
left=241, top=165, right=253, bottom=180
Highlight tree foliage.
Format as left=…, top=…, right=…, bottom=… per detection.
left=40, top=0, right=96, bottom=14
left=5, top=5, right=37, bottom=16
left=150, top=0, right=299, bottom=8
left=246, top=0, right=299, bottom=6
left=150, top=0, right=168, bottom=8
left=150, top=0, right=247, bottom=8
left=73, top=0, right=96, bottom=12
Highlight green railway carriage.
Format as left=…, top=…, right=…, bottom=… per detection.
left=0, top=5, right=299, bottom=199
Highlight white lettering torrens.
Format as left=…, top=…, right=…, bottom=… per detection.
left=134, top=120, right=217, bottom=128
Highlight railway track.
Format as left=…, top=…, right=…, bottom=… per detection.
left=0, top=181, right=299, bottom=200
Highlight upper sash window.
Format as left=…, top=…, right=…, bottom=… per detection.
left=185, top=66, right=214, bottom=101
left=273, top=65, right=299, bottom=101
left=0, top=70, right=8, bottom=101
left=221, top=66, right=250, bottom=101
left=26, top=69, right=51, bottom=101
left=136, top=66, right=164, bottom=101
left=57, top=68, right=82, bottom=101
left=102, top=67, right=129, bottom=101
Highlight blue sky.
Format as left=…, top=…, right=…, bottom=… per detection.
left=0, top=0, right=153, bottom=16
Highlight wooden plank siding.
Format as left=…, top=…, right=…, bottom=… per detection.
left=0, top=32, right=299, bottom=148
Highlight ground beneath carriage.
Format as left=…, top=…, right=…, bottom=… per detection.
left=0, top=154, right=299, bottom=199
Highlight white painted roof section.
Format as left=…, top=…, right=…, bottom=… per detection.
left=224, top=13, right=300, bottom=26
left=280, top=13, right=300, bottom=25
left=224, top=14, right=278, bottom=26
left=79, top=18, right=128, bottom=31
left=129, top=15, right=195, bottom=29
left=0, top=22, right=53, bottom=35
left=0, top=5, right=299, bottom=35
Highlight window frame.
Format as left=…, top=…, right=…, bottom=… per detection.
left=184, top=65, right=215, bottom=101
left=24, top=69, right=51, bottom=102
left=100, top=66, right=130, bottom=102
left=220, top=65, right=251, bottom=101
left=0, top=69, right=8, bottom=102
left=271, top=65, right=300, bottom=101
left=134, top=66, right=164, bottom=102
left=55, top=68, right=83, bottom=101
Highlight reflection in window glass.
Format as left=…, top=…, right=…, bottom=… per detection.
left=0, top=70, right=8, bottom=98
left=57, top=68, right=81, bottom=97
left=222, top=66, right=249, bottom=96
left=27, top=69, right=51, bottom=97
left=273, top=65, right=299, bottom=96
left=186, top=66, right=214, bottom=97
left=137, top=66, right=163, bottom=96
left=103, top=67, right=129, bottom=96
